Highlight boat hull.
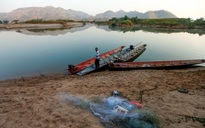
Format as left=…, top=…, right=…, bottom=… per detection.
left=68, top=46, right=125, bottom=74
left=76, top=50, right=123, bottom=76
left=109, top=59, right=205, bottom=69
left=116, top=44, right=147, bottom=62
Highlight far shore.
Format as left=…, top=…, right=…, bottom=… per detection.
left=0, top=22, right=84, bottom=29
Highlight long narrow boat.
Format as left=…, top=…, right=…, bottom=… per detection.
left=68, top=46, right=125, bottom=74
left=109, top=59, right=205, bottom=69
left=76, top=52, right=120, bottom=76
left=76, top=43, right=147, bottom=76
left=116, top=44, right=147, bottom=62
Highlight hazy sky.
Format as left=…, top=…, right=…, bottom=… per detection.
left=1, top=0, right=204, bottom=19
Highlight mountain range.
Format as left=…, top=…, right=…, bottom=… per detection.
left=0, top=6, right=177, bottom=22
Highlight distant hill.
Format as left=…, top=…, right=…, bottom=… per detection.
left=0, top=6, right=92, bottom=21
left=95, top=10, right=177, bottom=20
left=0, top=6, right=177, bottom=22
left=144, top=10, right=177, bottom=19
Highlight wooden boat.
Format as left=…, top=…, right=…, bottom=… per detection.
left=68, top=46, right=125, bottom=74
left=115, top=44, right=147, bottom=62
left=76, top=47, right=126, bottom=76
left=109, top=59, right=205, bottom=69
left=76, top=43, right=147, bottom=75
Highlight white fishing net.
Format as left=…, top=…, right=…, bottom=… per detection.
left=60, top=93, right=156, bottom=128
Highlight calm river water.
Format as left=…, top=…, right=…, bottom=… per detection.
left=0, top=24, right=205, bottom=80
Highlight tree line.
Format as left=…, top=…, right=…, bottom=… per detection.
left=24, top=19, right=74, bottom=24
left=1, top=17, right=205, bottom=29
left=0, top=19, right=75, bottom=24
left=108, top=16, right=205, bottom=28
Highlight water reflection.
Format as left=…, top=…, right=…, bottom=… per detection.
left=15, top=24, right=92, bottom=36
left=12, top=23, right=205, bottom=36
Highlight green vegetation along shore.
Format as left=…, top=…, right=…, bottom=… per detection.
left=96, top=16, right=205, bottom=29
left=0, top=19, right=85, bottom=29
left=1, top=17, right=205, bottom=30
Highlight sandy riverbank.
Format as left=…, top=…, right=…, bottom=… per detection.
left=0, top=22, right=84, bottom=29
left=0, top=68, right=205, bottom=128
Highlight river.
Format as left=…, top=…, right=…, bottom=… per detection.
left=0, top=24, right=205, bottom=80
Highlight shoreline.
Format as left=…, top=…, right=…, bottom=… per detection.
left=1, top=66, right=205, bottom=83
left=0, top=67, right=205, bottom=127
left=0, top=22, right=84, bottom=29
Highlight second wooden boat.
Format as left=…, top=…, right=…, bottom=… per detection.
left=115, top=44, right=147, bottom=62
left=109, top=59, right=205, bottom=69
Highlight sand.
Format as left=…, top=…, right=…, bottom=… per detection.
left=0, top=68, right=205, bottom=128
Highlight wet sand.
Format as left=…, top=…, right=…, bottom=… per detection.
left=0, top=68, right=205, bottom=128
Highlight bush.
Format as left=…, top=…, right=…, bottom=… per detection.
left=120, top=20, right=133, bottom=26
